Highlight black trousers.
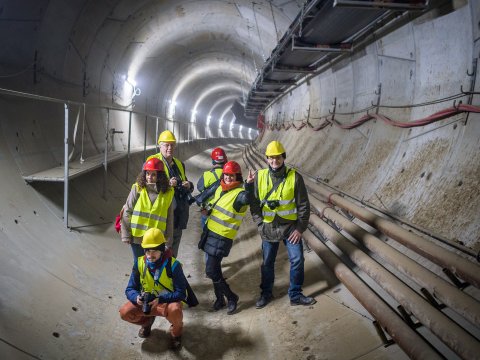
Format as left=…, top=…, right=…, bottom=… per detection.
left=205, top=254, right=224, bottom=282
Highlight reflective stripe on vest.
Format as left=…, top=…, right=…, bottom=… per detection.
left=206, top=186, right=246, bottom=240
left=131, top=185, right=174, bottom=237
left=137, top=256, right=187, bottom=305
left=257, top=168, right=297, bottom=223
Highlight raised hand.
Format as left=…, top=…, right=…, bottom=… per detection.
left=246, top=168, right=257, bottom=183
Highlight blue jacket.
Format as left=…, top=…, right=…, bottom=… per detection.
left=125, top=255, right=188, bottom=304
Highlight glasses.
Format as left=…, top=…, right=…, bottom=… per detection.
left=161, top=143, right=175, bottom=148
left=267, top=155, right=283, bottom=160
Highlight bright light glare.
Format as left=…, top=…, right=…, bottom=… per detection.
left=126, top=76, right=136, bottom=87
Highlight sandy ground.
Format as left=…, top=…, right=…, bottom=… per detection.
left=112, top=144, right=408, bottom=360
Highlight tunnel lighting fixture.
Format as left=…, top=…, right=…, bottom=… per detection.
left=167, top=99, right=176, bottom=120
left=126, top=76, right=137, bottom=87
left=191, top=109, right=197, bottom=123
left=121, top=73, right=141, bottom=106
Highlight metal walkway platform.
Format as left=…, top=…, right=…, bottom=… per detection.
left=22, top=151, right=127, bottom=182
left=22, top=145, right=158, bottom=182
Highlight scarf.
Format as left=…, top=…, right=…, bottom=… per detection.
left=146, top=257, right=161, bottom=271
left=220, top=179, right=242, bottom=192
left=269, top=163, right=286, bottom=177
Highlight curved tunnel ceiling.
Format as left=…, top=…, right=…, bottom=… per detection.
left=87, top=0, right=302, bottom=125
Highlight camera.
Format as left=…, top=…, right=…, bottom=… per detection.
left=187, top=192, right=196, bottom=205
left=174, top=178, right=196, bottom=205
left=266, top=200, right=280, bottom=209
left=140, top=292, right=156, bottom=314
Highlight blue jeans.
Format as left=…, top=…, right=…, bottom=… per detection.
left=260, top=238, right=304, bottom=300
left=200, top=214, right=207, bottom=229
left=131, top=243, right=144, bottom=260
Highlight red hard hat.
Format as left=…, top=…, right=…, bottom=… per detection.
left=223, top=161, right=241, bottom=175
left=143, top=158, right=164, bottom=172
left=211, top=147, right=227, bottom=163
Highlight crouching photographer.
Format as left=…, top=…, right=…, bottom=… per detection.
left=119, top=228, right=198, bottom=350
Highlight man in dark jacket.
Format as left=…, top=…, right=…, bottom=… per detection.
left=249, top=140, right=316, bottom=308
left=148, top=130, right=194, bottom=257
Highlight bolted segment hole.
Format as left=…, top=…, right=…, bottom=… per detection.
left=52, top=332, right=60, bottom=338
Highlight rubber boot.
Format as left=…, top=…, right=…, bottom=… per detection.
left=212, top=281, right=226, bottom=311
left=219, top=280, right=239, bottom=315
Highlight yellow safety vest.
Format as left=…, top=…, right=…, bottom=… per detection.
left=203, top=168, right=222, bottom=188
left=148, top=154, right=186, bottom=181
left=257, top=168, right=297, bottom=223
left=131, top=184, right=174, bottom=237
left=201, top=168, right=222, bottom=202
left=137, top=256, right=187, bottom=305
left=206, top=186, right=247, bottom=240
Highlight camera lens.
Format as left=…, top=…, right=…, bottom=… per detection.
left=267, top=200, right=279, bottom=209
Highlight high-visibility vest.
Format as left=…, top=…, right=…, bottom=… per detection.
left=203, top=168, right=222, bottom=188
left=201, top=168, right=222, bottom=202
left=147, top=154, right=187, bottom=181
left=137, top=256, right=187, bottom=305
left=131, top=184, right=174, bottom=237
left=257, top=168, right=297, bottom=223
left=206, top=186, right=246, bottom=240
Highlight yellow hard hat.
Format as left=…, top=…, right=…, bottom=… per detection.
left=158, top=130, right=176, bottom=144
left=141, top=228, right=166, bottom=249
left=265, top=141, right=286, bottom=156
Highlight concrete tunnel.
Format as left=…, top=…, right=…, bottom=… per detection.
left=0, top=0, right=479, bottom=359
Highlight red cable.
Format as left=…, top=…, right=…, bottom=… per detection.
left=265, top=104, right=480, bottom=132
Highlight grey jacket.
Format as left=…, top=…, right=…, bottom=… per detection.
left=249, top=165, right=310, bottom=242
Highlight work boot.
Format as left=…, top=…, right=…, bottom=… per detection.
left=255, top=293, right=273, bottom=309
left=212, top=281, right=226, bottom=311
left=290, top=294, right=316, bottom=306
left=226, top=293, right=239, bottom=315
left=219, top=280, right=239, bottom=315
left=138, top=316, right=155, bottom=338
left=170, top=335, right=182, bottom=350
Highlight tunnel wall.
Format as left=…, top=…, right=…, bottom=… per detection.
left=0, top=111, right=249, bottom=357
left=260, top=2, right=480, bottom=249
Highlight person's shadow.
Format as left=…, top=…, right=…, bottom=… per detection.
left=141, top=322, right=257, bottom=359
